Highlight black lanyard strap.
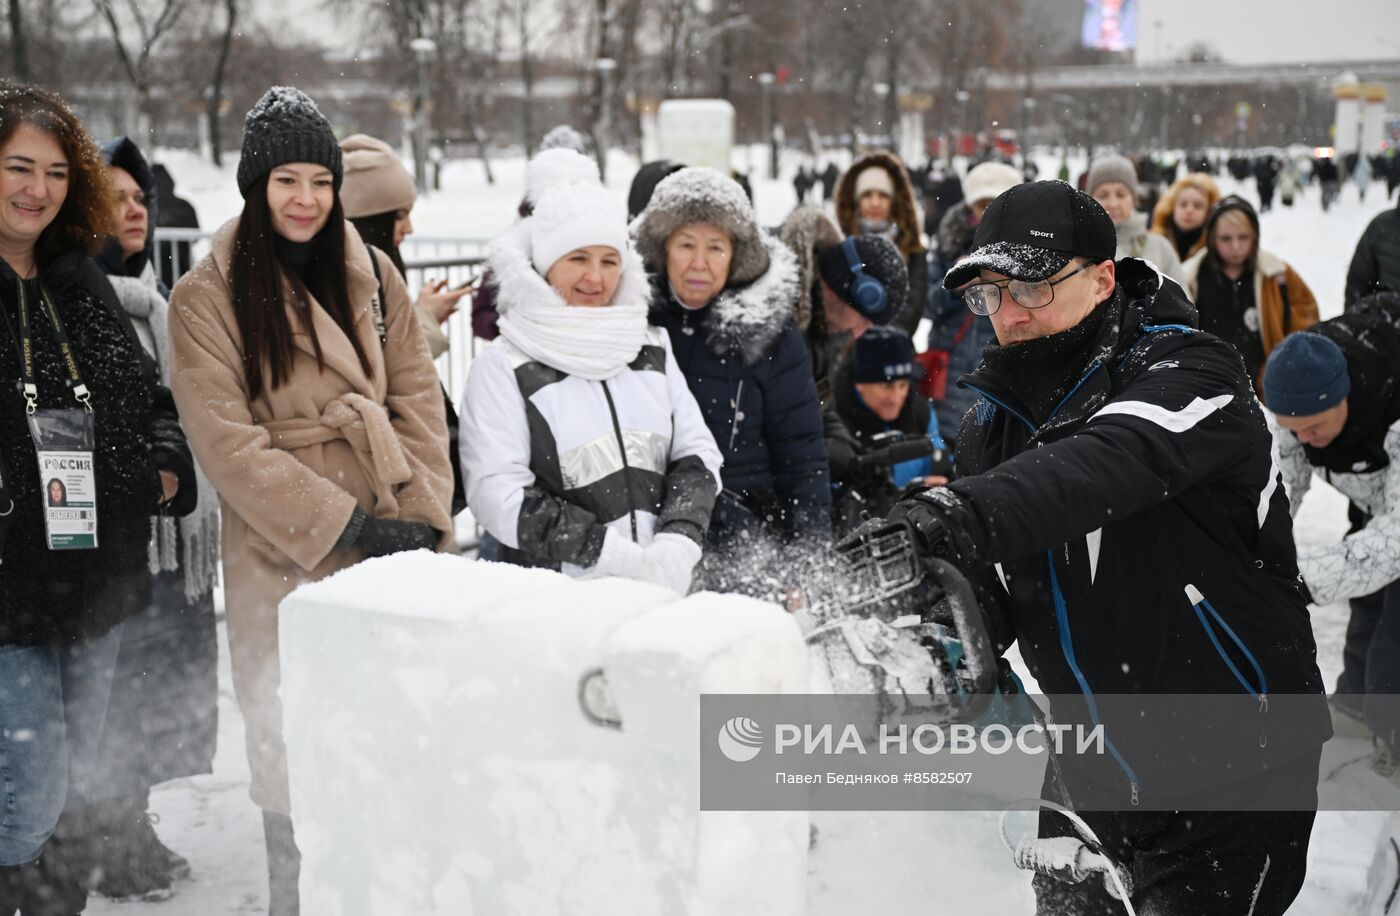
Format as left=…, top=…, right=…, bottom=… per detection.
left=16, top=279, right=90, bottom=413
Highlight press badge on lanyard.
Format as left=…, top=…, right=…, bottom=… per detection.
left=16, top=281, right=99, bottom=550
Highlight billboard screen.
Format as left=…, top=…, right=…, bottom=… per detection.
left=1082, top=0, right=1139, bottom=52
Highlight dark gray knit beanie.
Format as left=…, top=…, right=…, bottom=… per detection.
left=237, top=87, right=343, bottom=198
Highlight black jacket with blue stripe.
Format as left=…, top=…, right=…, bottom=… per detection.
left=944, top=258, right=1329, bottom=805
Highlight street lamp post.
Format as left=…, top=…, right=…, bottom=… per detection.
left=953, top=89, right=971, bottom=162
left=872, top=82, right=890, bottom=149
left=758, top=72, right=776, bottom=179
left=594, top=57, right=617, bottom=182
left=1020, top=96, right=1036, bottom=171
left=409, top=37, right=436, bottom=193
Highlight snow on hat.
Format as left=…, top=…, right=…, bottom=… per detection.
left=963, top=161, right=1023, bottom=205
left=816, top=235, right=908, bottom=326
left=1086, top=154, right=1139, bottom=197
left=854, top=167, right=896, bottom=199
left=1262, top=332, right=1351, bottom=417
left=539, top=125, right=589, bottom=154
left=525, top=148, right=602, bottom=206
left=630, top=167, right=770, bottom=285
left=528, top=175, right=628, bottom=277
left=852, top=327, right=918, bottom=383
left=943, top=180, right=1116, bottom=289
left=338, top=134, right=416, bottom=219
left=237, top=87, right=342, bottom=197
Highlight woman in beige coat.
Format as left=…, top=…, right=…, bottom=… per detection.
left=168, top=88, right=452, bottom=915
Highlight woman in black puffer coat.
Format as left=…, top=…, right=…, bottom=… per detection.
left=633, top=168, right=830, bottom=583
left=0, top=85, right=195, bottom=912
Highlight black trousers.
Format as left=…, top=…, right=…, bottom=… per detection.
left=1034, top=747, right=1319, bottom=916
left=1334, top=579, right=1400, bottom=750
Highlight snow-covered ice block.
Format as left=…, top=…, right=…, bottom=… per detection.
left=279, top=552, right=807, bottom=916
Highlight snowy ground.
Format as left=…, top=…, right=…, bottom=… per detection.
left=88, top=145, right=1400, bottom=914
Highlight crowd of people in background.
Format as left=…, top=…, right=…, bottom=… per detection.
left=0, top=74, right=1398, bottom=916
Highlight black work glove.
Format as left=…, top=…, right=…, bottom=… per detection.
left=884, top=486, right=976, bottom=571
left=1297, top=576, right=1315, bottom=606
left=148, top=415, right=188, bottom=455
left=340, top=507, right=439, bottom=557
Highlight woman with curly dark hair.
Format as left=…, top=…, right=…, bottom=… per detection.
left=0, top=82, right=196, bottom=911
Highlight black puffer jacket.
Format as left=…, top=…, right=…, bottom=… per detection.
left=1345, top=205, right=1400, bottom=308
left=0, top=252, right=193, bottom=646
left=648, top=237, right=830, bottom=542
left=941, top=258, right=1329, bottom=804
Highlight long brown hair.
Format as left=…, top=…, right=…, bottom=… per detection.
left=231, top=173, right=372, bottom=400
left=0, top=82, right=115, bottom=266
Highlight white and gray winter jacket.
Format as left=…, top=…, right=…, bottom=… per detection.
left=1273, top=294, right=1400, bottom=604
left=460, top=233, right=722, bottom=574
left=1279, top=416, right=1400, bottom=603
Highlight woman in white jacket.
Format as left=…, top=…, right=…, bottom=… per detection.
left=460, top=150, right=722, bottom=594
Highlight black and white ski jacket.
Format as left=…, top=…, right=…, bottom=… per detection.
left=943, top=258, right=1329, bottom=803
left=1276, top=292, right=1400, bottom=603
left=460, top=234, right=722, bottom=574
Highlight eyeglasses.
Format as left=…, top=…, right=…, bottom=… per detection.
left=963, top=260, right=1099, bottom=317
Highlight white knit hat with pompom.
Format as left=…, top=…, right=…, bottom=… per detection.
left=525, top=149, right=628, bottom=276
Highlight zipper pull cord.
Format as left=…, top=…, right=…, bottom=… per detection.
left=728, top=380, right=745, bottom=452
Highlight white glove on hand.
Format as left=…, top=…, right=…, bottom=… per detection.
left=588, top=527, right=648, bottom=581
left=641, top=532, right=703, bottom=596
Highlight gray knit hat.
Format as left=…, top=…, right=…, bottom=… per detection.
left=237, top=87, right=343, bottom=198
left=1086, top=154, right=1139, bottom=198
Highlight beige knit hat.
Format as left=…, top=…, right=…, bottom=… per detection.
left=338, top=134, right=417, bottom=219
left=854, top=167, right=896, bottom=200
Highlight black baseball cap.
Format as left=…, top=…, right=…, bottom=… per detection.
left=943, top=180, right=1116, bottom=289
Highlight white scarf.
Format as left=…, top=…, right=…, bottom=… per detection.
left=490, top=223, right=651, bottom=381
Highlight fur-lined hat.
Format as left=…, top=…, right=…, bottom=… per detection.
left=631, top=167, right=770, bottom=286
left=776, top=206, right=843, bottom=332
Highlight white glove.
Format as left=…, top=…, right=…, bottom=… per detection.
left=588, top=527, right=648, bottom=580
left=640, top=532, right=703, bottom=596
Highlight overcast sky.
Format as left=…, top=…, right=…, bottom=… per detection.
left=273, top=0, right=1400, bottom=68
left=1132, top=0, right=1399, bottom=65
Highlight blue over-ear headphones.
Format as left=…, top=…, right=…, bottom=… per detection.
left=842, top=237, right=888, bottom=317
